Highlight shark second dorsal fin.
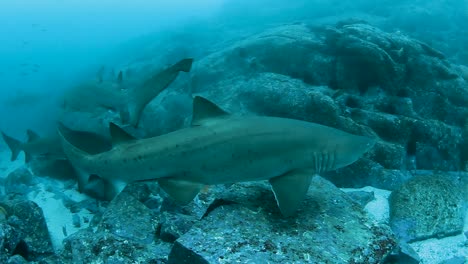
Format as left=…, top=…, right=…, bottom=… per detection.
left=109, top=123, right=135, bottom=146
left=26, top=129, right=40, bottom=142
left=191, top=96, right=229, bottom=126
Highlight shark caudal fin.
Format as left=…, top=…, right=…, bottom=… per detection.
left=57, top=125, right=94, bottom=191
left=122, top=58, right=194, bottom=127
left=1, top=132, right=23, bottom=161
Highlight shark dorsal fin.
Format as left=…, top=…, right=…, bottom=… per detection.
left=109, top=123, right=135, bottom=145
left=191, top=96, right=229, bottom=126
left=117, top=71, right=123, bottom=84
left=26, top=129, right=40, bottom=142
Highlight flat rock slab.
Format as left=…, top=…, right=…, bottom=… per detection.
left=169, top=176, right=397, bottom=264
left=389, top=174, right=466, bottom=242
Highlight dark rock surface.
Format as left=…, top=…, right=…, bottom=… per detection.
left=169, top=177, right=397, bottom=264
left=61, top=227, right=171, bottom=264
left=0, top=199, right=54, bottom=261
left=389, top=174, right=465, bottom=242
left=4, top=167, right=36, bottom=197
left=346, top=190, right=375, bottom=208
left=60, top=189, right=172, bottom=263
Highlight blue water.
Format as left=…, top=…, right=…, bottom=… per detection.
left=0, top=0, right=223, bottom=136
left=2, top=0, right=466, bottom=138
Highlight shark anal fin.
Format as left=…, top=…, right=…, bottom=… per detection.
left=269, top=169, right=314, bottom=217
left=158, top=178, right=203, bottom=205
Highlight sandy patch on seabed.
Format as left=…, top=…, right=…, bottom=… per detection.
left=343, top=186, right=468, bottom=264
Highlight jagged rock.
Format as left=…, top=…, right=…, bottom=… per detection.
left=61, top=227, right=171, bottom=263
left=157, top=212, right=197, bottom=243
left=57, top=186, right=172, bottom=263
left=4, top=167, right=36, bottom=197
left=169, top=177, right=397, bottom=264
left=389, top=174, right=465, bottom=242
left=99, top=191, right=156, bottom=244
left=346, top=190, right=375, bottom=208
left=383, top=240, right=420, bottom=264
left=6, top=255, right=28, bottom=264
left=0, top=199, right=54, bottom=261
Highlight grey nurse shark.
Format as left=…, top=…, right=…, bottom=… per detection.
left=59, top=96, right=375, bottom=216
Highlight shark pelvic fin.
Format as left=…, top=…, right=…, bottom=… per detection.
left=269, top=169, right=313, bottom=217
left=158, top=178, right=203, bottom=205
left=26, top=129, right=40, bottom=142
left=109, top=123, right=135, bottom=146
left=191, top=96, right=229, bottom=126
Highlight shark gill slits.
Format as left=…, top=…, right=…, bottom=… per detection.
left=322, top=152, right=329, bottom=172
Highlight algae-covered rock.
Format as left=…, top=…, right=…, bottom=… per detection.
left=0, top=199, right=54, bottom=261
left=169, top=177, right=397, bottom=264
left=389, top=174, right=465, bottom=242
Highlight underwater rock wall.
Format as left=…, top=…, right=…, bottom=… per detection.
left=190, top=21, right=468, bottom=189
left=24, top=21, right=467, bottom=263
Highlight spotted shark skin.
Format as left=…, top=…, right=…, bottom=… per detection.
left=59, top=96, right=375, bottom=216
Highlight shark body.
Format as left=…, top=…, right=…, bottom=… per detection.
left=122, top=58, right=193, bottom=127
left=1, top=124, right=111, bottom=163
left=59, top=96, right=375, bottom=216
left=1, top=130, right=65, bottom=162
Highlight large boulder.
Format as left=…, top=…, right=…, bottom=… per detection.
left=389, top=174, right=466, bottom=242
left=168, top=177, right=398, bottom=264
left=189, top=22, right=468, bottom=188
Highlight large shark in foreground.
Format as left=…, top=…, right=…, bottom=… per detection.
left=59, top=96, right=375, bottom=216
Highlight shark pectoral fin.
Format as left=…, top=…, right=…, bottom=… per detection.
left=269, top=169, right=314, bottom=217
left=158, top=178, right=203, bottom=205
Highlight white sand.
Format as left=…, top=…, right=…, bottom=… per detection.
left=1, top=147, right=93, bottom=251
left=28, top=180, right=94, bottom=251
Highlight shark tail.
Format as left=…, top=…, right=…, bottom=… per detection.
left=1, top=132, right=23, bottom=161
left=57, top=125, right=93, bottom=190
left=172, top=58, right=194, bottom=72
